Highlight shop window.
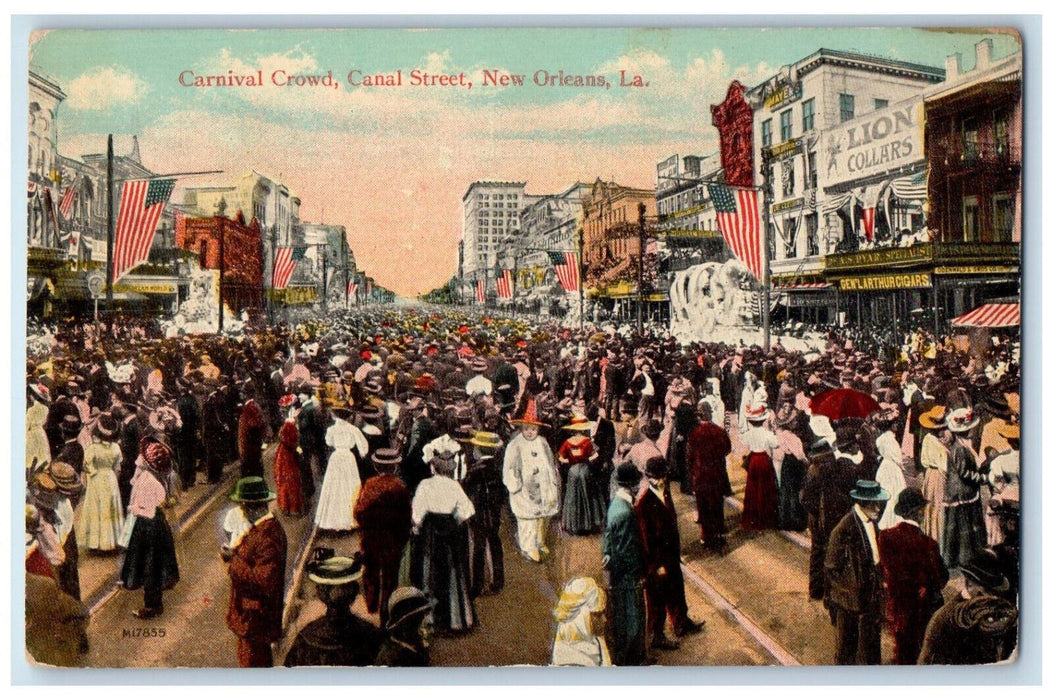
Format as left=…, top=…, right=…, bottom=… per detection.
left=962, top=118, right=980, bottom=161
left=962, top=195, right=980, bottom=242
left=839, top=93, right=855, bottom=123
left=802, top=98, right=815, bottom=132
left=780, top=109, right=793, bottom=141
left=992, top=193, right=1014, bottom=241
left=761, top=119, right=772, bottom=148
left=806, top=214, right=819, bottom=256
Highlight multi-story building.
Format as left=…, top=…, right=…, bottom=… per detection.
left=300, top=223, right=356, bottom=302
left=28, top=71, right=66, bottom=250
left=460, top=181, right=535, bottom=296
left=654, top=153, right=729, bottom=274
left=177, top=212, right=265, bottom=315
left=513, top=182, right=588, bottom=312
left=581, top=178, right=656, bottom=318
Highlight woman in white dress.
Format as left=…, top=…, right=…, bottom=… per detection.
left=26, top=382, right=52, bottom=477
left=314, top=403, right=370, bottom=532
left=873, top=409, right=907, bottom=530
left=77, top=414, right=125, bottom=552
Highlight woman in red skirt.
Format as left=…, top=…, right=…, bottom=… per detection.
left=273, top=394, right=304, bottom=517
left=740, top=404, right=779, bottom=531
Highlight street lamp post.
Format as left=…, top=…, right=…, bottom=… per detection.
left=637, top=202, right=646, bottom=334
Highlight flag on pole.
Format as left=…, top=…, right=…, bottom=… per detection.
left=272, top=245, right=308, bottom=289
left=347, top=278, right=357, bottom=296
left=548, top=251, right=579, bottom=292
left=112, top=178, right=175, bottom=282
left=496, top=269, right=513, bottom=299
left=59, top=181, right=77, bottom=219
left=475, top=278, right=486, bottom=303
left=710, top=183, right=763, bottom=282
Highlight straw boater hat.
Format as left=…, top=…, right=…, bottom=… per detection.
left=362, top=377, right=384, bottom=395
left=919, top=405, right=948, bottom=430
left=48, top=462, right=83, bottom=498
left=947, top=407, right=981, bottom=434
left=563, top=415, right=593, bottom=432
left=469, top=431, right=503, bottom=450
left=228, top=476, right=276, bottom=503
left=371, top=448, right=402, bottom=473
left=997, top=423, right=1020, bottom=441
left=745, top=403, right=771, bottom=424
left=470, top=357, right=488, bottom=373
left=511, top=398, right=549, bottom=428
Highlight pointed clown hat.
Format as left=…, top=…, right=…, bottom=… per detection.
left=511, top=397, right=549, bottom=428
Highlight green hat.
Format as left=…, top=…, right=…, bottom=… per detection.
left=229, top=476, right=276, bottom=503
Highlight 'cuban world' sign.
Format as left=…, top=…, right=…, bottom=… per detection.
left=823, top=95, right=924, bottom=183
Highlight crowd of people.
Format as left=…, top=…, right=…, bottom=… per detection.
left=24, top=303, right=1021, bottom=667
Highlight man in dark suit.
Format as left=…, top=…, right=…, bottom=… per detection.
left=602, top=462, right=648, bottom=666
left=686, top=402, right=732, bottom=550
left=824, top=479, right=889, bottom=665
left=586, top=402, right=616, bottom=507
left=353, top=449, right=413, bottom=627
left=295, top=388, right=327, bottom=500
left=800, top=438, right=856, bottom=600
left=635, top=456, right=704, bottom=651
left=877, top=487, right=949, bottom=665
left=223, top=477, right=288, bottom=668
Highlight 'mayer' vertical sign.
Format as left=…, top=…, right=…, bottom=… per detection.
left=824, top=95, right=924, bottom=181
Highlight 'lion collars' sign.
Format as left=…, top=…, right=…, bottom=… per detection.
left=823, top=96, right=923, bottom=182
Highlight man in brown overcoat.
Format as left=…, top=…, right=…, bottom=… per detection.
left=223, top=477, right=287, bottom=667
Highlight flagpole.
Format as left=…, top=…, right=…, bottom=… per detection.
left=637, top=203, right=645, bottom=334
left=105, top=135, right=114, bottom=306
left=578, top=226, right=585, bottom=332
left=218, top=221, right=225, bottom=332
left=511, top=259, right=517, bottom=322
left=761, top=161, right=773, bottom=352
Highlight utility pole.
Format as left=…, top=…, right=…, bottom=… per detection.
left=105, top=135, right=114, bottom=305
left=578, top=226, right=585, bottom=332
left=637, top=202, right=646, bottom=334
left=321, top=244, right=328, bottom=313
left=760, top=156, right=774, bottom=351
left=218, top=220, right=225, bottom=332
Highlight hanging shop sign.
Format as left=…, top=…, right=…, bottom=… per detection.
left=767, top=138, right=802, bottom=162
left=934, top=265, right=1019, bottom=276
left=112, top=280, right=178, bottom=295
left=838, top=272, right=931, bottom=291
left=771, top=197, right=805, bottom=214
left=660, top=228, right=721, bottom=240
left=763, top=81, right=802, bottom=110
left=823, top=95, right=923, bottom=182
left=784, top=292, right=836, bottom=308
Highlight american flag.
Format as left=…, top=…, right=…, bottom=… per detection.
left=710, top=183, right=763, bottom=282
left=475, top=278, right=486, bottom=303
left=496, top=269, right=513, bottom=299
left=548, top=251, right=579, bottom=293
left=272, top=245, right=307, bottom=289
left=59, top=181, right=77, bottom=219
left=347, top=278, right=357, bottom=296
left=112, top=179, right=175, bottom=282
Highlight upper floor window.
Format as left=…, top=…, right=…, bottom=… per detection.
left=962, top=195, right=980, bottom=242
left=839, top=93, right=855, bottom=123
left=801, top=98, right=815, bottom=132
left=873, top=98, right=888, bottom=110
left=806, top=214, right=819, bottom=256
left=780, top=109, right=793, bottom=142
left=781, top=159, right=796, bottom=198
left=807, top=151, right=818, bottom=189
left=761, top=119, right=773, bottom=148
left=992, top=192, right=1015, bottom=242
left=962, top=117, right=981, bottom=160
left=993, top=108, right=1011, bottom=156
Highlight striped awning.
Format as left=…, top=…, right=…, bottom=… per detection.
left=951, top=303, right=1020, bottom=328
left=774, top=282, right=833, bottom=291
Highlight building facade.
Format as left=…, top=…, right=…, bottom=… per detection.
left=460, top=181, right=530, bottom=292
left=512, top=182, right=588, bottom=313
left=654, top=153, right=731, bottom=275
left=177, top=214, right=265, bottom=315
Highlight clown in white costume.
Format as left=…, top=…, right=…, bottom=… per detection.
left=502, top=398, right=560, bottom=562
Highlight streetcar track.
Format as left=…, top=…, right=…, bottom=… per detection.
left=679, top=558, right=802, bottom=666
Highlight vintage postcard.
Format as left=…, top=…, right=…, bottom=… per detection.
left=21, top=23, right=1024, bottom=672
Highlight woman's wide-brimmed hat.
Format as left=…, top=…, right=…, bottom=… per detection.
left=278, top=393, right=298, bottom=409
left=28, top=382, right=51, bottom=404
left=919, top=405, right=948, bottom=430
left=947, top=407, right=981, bottom=434
left=563, top=415, right=593, bottom=432
left=307, top=553, right=364, bottom=586
left=997, top=422, right=1020, bottom=440
left=139, top=436, right=174, bottom=474
left=510, top=398, right=549, bottom=428
left=49, top=461, right=83, bottom=498
left=93, top=413, right=119, bottom=440
left=470, top=357, right=488, bottom=373
left=229, top=476, right=276, bottom=503
left=386, top=586, right=433, bottom=630
left=849, top=479, right=890, bottom=502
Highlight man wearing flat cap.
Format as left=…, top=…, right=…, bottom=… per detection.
left=283, top=551, right=383, bottom=667
left=824, top=479, right=889, bottom=664
left=877, top=486, right=949, bottom=664
left=223, top=477, right=287, bottom=667
left=919, top=549, right=1018, bottom=665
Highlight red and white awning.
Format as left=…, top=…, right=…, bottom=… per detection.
left=774, top=282, right=833, bottom=291
left=951, top=303, right=1020, bottom=328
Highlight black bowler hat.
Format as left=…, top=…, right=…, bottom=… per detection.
left=960, top=550, right=1010, bottom=593
left=893, top=487, right=927, bottom=518
left=643, top=455, right=669, bottom=479
left=615, top=462, right=641, bottom=488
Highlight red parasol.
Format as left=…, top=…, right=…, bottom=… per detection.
left=809, top=388, right=880, bottom=421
